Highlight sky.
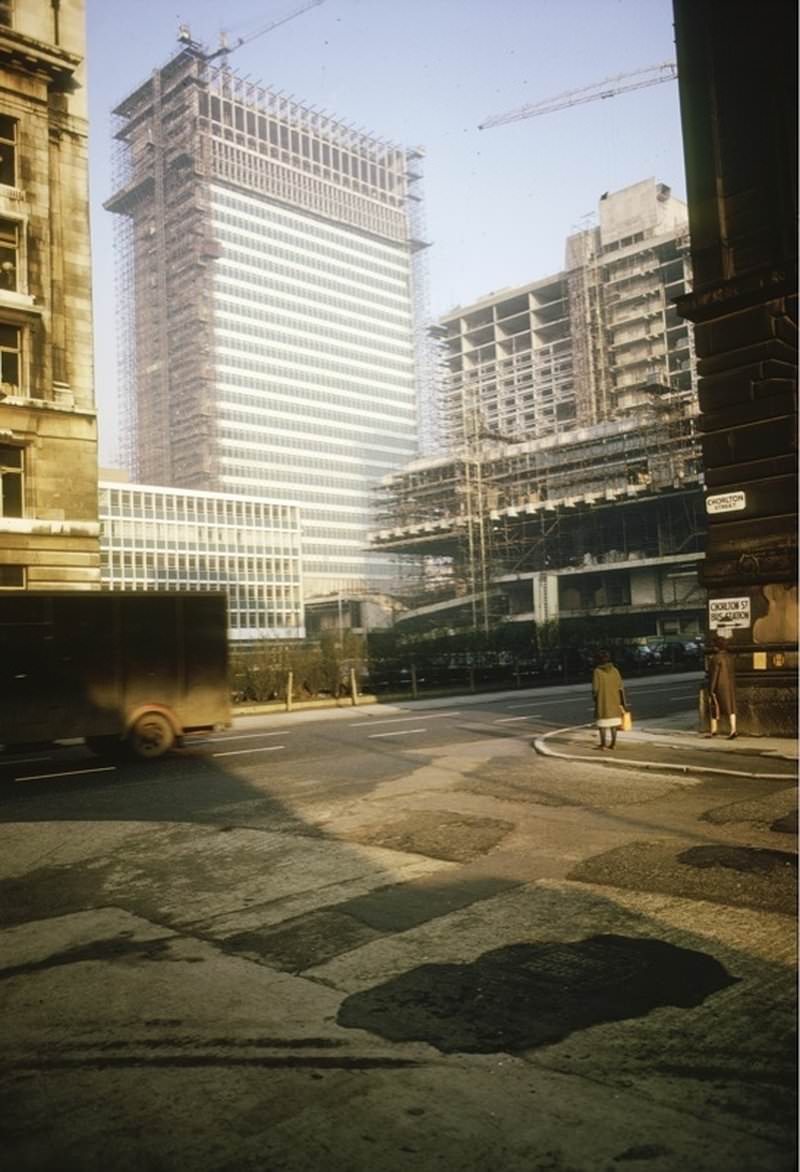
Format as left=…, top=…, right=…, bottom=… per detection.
left=85, top=0, right=686, bottom=464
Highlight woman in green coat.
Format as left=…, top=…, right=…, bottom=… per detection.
left=592, top=650, right=627, bottom=750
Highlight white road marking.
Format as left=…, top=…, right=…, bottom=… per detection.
left=196, top=731, right=287, bottom=744
left=495, top=715, right=543, bottom=723
left=352, top=712, right=460, bottom=728
left=504, top=699, right=568, bottom=709
left=367, top=728, right=427, bottom=738
left=16, top=766, right=117, bottom=782
left=212, top=745, right=285, bottom=758
left=4, top=755, right=53, bottom=765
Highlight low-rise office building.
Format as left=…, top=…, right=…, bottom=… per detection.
left=99, top=476, right=303, bottom=641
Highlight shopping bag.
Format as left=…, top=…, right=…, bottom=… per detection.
left=621, top=709, right=632, bottom=732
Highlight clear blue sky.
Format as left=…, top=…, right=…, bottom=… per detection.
left=86, top=0, right=686, bottom=464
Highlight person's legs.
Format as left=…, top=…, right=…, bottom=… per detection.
left=596, top=727, right=607, bottom=749
left=705, top=694, right=719, bottom=737
left=608, top=727, right=617, bottom=749
left=727, top=713, right=737, bottom=739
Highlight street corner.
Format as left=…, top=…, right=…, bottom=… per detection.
left=532, top=726, right=799, bottom=781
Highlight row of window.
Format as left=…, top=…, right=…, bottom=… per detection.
left=100, top=491, right=298, bottom=527
left=218, top=381, right=415, bottom=437
left=213, top=206, right=409, bottom=283
left=212, top=186, right=408, bottom=268
left=214, top=280, right=411, bottom=347
left=215, top=259, right=411, bottom=327
left=220, top=471, right=368, bottom=506
left=213, top=313, right=414, bottom=380
left=214, top=290, right=412, bottom=361
left=217, top=246, right=411, bottom=316
left=217, top=444, right=371, bottom=486
left=103, top=550, right=300, bottom=578
left=219, top=229, right=410, bottom=304
left=217, top=405, right=416, bottom=454
left=102, top=522, right=299, bottom=550
left=215, top=347, right=415, bottom=401
left=216, top=426, right=412, bottom=469
left=214, top=364, right=416, bottom=421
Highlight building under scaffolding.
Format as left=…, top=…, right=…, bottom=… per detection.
left=371, top=401, right=705, bottom=640
left=440, top=179, right=695, bottom=449
left=105, top=39, right=431, bottom=597
left=370, top=178, right=705, bottom=639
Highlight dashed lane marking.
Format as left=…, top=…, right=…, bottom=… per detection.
left=212, top=745, right=286, bottom=758
left=195, top=731, right=288, bottom=744
left=15, top=766, right=117, bottom=782
left=352, top=712, right=460, bottom=728
left=367, top=728, right=427, bottom=738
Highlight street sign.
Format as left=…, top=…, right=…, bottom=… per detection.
left=706, top=490, right=746, bottom=515
left=708, top=596, right=750, bottom=630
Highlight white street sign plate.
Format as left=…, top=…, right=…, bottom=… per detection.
left=706, top=491, right=746, bottom=515
left=709, top=596, right=750, bottom=629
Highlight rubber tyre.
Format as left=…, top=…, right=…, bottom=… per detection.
left=127, top=712, right=175, bottom=760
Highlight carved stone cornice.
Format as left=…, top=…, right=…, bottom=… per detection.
left=0, top=28, right=81, bottom=88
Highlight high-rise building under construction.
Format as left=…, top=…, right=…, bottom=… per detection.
left=440, top=179, right=695, bottom=447
left=106, top=38, right=425, bottom=597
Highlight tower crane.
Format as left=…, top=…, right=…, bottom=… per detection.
left=178, top=0, right=326, bottom=63
left=478, top=61, right=677, bottom=130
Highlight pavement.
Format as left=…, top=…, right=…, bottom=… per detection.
left=534, top=709, right=798, bottom=780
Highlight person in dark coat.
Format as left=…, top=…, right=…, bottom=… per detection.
left=592, top=650, right=627, bottom=750
left=707, top=635, right=737, bottom=739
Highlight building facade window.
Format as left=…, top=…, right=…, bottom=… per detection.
left=0, top=565, right=24, bottom=588
left=0, top=443, right=23, bottom=517
left=0, top=115, right=16, bottom=187
left=0, top=3, right=11, bottom=29
left=0, top=322, right=20, bottom=392
left=0, top=217, right=18, bottom=290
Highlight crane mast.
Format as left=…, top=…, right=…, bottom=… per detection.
left=479, top=62, right=678, bottom=129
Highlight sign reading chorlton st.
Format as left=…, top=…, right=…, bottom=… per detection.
left=706, top=490, right=746, bottom=515
left=709, top=596, right=751, bottom=630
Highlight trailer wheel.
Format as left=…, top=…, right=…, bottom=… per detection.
left=128, top=712, right=175, bottom=759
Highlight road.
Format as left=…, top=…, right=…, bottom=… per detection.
left=0, top=672, right=703, bottom=792
left=0, top=671, right=796, bottom=1172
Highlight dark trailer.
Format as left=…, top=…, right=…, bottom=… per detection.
left=0, top=592, right=230, bottom=759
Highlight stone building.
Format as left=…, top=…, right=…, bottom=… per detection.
left=673, top=0, right=797, bottom=734
left=0, top=0, right=98, bottom=592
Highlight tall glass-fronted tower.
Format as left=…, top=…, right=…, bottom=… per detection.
left=106, top=40, right=424, bottom=597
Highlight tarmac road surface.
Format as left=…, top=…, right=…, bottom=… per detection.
left=0, top=672, right=796, bottom=1171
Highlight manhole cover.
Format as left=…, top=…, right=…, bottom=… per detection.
left=678, top=845, right=797, bottom=875
left=337, top=934, right=737, bottom=1054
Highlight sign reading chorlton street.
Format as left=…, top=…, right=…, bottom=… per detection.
left=709, top=596, right=751, bottom=630
left=706, top=490, right=746, bottom=515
